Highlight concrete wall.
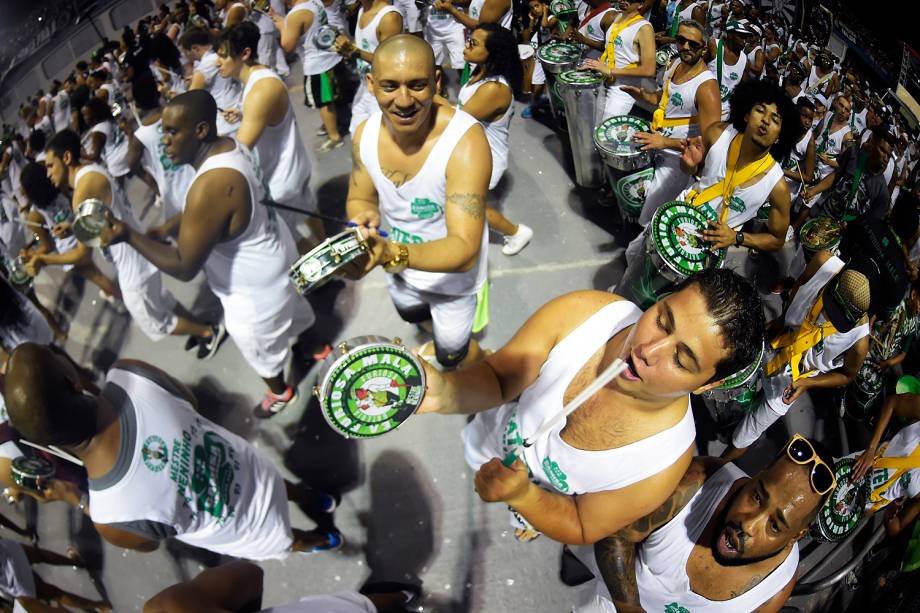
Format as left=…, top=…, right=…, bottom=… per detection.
left=0, top=0, right=168, bottom=122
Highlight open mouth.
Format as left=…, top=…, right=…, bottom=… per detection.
left=718, top=526, right=741, bottom=557
left=392, top=108, right=419, bottom=123
left=621, top=354, right=641, bottom=382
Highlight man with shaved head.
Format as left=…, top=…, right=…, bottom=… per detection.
left=101, top=90, right=315, bottom=418
left=2, top=343, right=341, bottom=558
left=348, top=35, right=492, bottom=368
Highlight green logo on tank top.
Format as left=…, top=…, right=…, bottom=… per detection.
left=410, top=198, right=443, bottom=219
left=614, top=35, right=624, bottom=47
left=728, top=194, right=746, bottom=214
left=670, top=92, right=684, bottom=108
left=390, top=225, right=425, bottom=244
left=664, top=603, right=690, bottom=613
left=142, top=435, right=169, bottom=472
left=542, top=457, right=570, bottom=493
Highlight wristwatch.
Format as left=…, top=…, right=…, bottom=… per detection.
left=383, top=242, right=409, bottom=274
left=735, top=231, right=745, bottom=247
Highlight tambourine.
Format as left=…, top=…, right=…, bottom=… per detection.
left=314, top=336, right=426, bottom=438
left=314, top=24, right=340, bottom=51
left=11, top=456, right=55, bottom=491
left=288, top=227, right=368, bottom=295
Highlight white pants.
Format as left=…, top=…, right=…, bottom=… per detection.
left=428, top=31, right=466, bottom=68
left=393, top=0, right=422, bottom=31
left=601, top=85, right=636, bottom=121
left=532, top=58, right=546, bottom=86
left=0, top=540, right=36, bottom=599
left=731, top=370, right=793, bottom=449
left=121, top=272, right=179, bottom=342
left=385, top=274, right=477, bottom=365
left=258, top=31, right=290, bottom=77
left=637, top=151, right=692, bottom=226
left=349, top=82, right=380, bottom=135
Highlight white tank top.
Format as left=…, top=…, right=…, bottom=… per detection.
left=676, top=0, right=702, bottom=21
left=678, top=126, right=784, bottom=229
left=468, top=0, right=513, bottom=29
left=465, top=301, right=696, bottom=495
left=134, top=119, right=197, bottom=218
left=708, top=40, right=746, bottom=112
left=195, top=50, right=243, bottom=114
left=34, top=194, right=78, bottom=255
left=578, top=7, right=614, bottom=60
left=88, top=366, right=291, bottom=558
left=355, top=6, right=404, bottom=76
left=865, top=421, right=920, bottom=505
left=74, top=164, right=159, bottom=287
left=425, top=0, right=465, bottom=38
left=457, top=76, right=511, bottom=189
left=783, top=128, right=813, bottom=199
left=633, top=463, right=799, bottom=612
left=0, top=281, right=53, bottom=351
left=242, top=69, right=312, bottom=205
left=324, top=0, right=349, bottom=30
left=746, top=44, right=763, bottom=75
left=805, top=66, right=835, bottom=97
left=52, top=91, right=70, bottom=132
left=359, top=110, right=488, bottom=295
left=707, top=1, right=725, bottom=35
left=605, top=14, right=650, bottom=89
left=815, top=117, right=851, bottom=180
left=90, top=120, right=131, bottom=178
left=658, top=60, right=716, bottom=141
left=186, top=144, right=300, bottom=320
left=289, top=0, right=343, bottom=75
left=783, top=255, right=870, bottom=375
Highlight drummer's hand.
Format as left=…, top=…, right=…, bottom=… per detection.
left=578, top=58, right=610, bottom=77
left=703, top=219, right=735, bottom=249
left=680, top=136, right=704, bottom=167
left=850, top=446, right=876, bottom=484
left=222, top=108, right=242, bottom=123
left=52, top=221, right=71, bottom=238
left=782, top=378, right=810, bottom=405
left=24, top=254, right=44, bottom=276
left=634, top=130, right=667, bottom=150
left=474, top=457, right=530, bottom=504
left=620, top=85, right=643, bottom=101
left=4, top=479, right=73, bottom=505
left=884, top=498, right=906, bottom=536
left=334, top=34, right=356, bottom=55
left=416, top=356, right=446, bottom=414
left=350, top=210, right=381, bottom=232
left=145, top=223, right=171, bottom=243
left=98, top=210, right=128, bottom=247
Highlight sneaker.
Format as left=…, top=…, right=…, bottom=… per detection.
left=315, top=125, right=328, bottom=137
left=196, top=322, right=227, bottom=360
left=521, top=104, right=536, bottom=119
left=299, top=530, right=344, bottom=554
left=501, top=224, right=533, bottom=256
left=184, top=336, right=200, bottom=352
left=253, top=386, right=299, bottom=419
left=318, top=137, right=345, bottom=153
left=99, top=290, right=127, bottom=314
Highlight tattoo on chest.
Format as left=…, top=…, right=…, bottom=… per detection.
left=446, top=192, right=485, bottom=219
left=729, top=574, right=763, bottom=598
left=381, top=167, right=414, bottom=188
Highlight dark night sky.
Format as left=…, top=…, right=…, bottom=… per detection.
left=0, top=0, right=54, bottom=31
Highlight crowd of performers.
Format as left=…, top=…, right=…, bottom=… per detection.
left=2, top=0, right=920, bottom=610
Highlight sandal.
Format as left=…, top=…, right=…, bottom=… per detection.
left=253, top=386, right=299, bottom=419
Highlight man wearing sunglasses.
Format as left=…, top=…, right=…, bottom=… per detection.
left=725, top=251, right=871, bottom=459
left=572, top=434, right=834, bottom=613
left=617, top=19, right=720, bottom=229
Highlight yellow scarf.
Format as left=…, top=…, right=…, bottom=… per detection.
left=600, top=13, right=643, bottom=70
left=765, top=295, right=837, bottom=381
left=685, top=133, right=774, bottom=225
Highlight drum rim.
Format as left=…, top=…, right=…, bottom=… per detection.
left=11, top=455, right=55, bottom=477
left=317, top=338, right=427, bottom=438
left=651, top=201, right=727, bottom=277
left=799, top=216, right=842, bottom=250
left=289, top=228, right=365, bottom=290
left=556, top=69, right=604, bottom=86
left=593, top=115, right=651, bottom=158
left=714, top=342, right=766, bottom=390
left=536, top=42, right=582, bottom=63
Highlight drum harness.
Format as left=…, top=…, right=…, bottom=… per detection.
left=600, top=13, right=644, bottom=76
left=651, top=58, right=706, bottom=131
left=864, top=442, right=920, bottom=513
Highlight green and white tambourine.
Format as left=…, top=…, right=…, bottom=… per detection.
left=11, top=456, right=55, bottom=491
left=314, top=336, right=426, bottom=438
left=289, top=228, right=368, bottom=295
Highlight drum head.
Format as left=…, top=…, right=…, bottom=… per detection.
left=799, top=216, right=842, bottom=252
left=594, top=115, right=650, bottom=158
left=557, top=69, right=603, bottom=88
left=550, top=0, right=576, bottom=16
left=318, top=340, right=426, bottom=438
left=289, top=229, right=365, bottom=294
left=314, top=25, right=338, bottom=50
left=537, top=42, right=582, bottom=65
left=651, top=202, right=726, bottom=278
left=812, top=457, right=869, bottom=542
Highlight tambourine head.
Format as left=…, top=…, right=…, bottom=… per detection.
left=11, top=456, right=55, bottom=491
left=811, top=457, right=869, bottom=542
left=318, top=338, right=426, bottom=438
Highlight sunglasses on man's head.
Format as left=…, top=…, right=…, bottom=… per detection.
left=785, top=434, right=836, bottom=495
left=675, top=35, right=705, bottom=51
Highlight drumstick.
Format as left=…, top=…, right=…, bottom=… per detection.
left=18, top=440, right=85, bottom=467
left=263, top=200, right=390, bottom=238
left=12, top=217, right=47, bottom=230
left=502, top=358, right=627, bottom=467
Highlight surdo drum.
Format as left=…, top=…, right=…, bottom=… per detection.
left=557, top=70, right=604, bottom=188
left=289, top=228, right=368, bottom=295
left=315, top=336, right=426, bottom=438
left=701, top=343, right=766, bottom=429
left=11, top=456, right=55, bottom=491
left=536, top=42, right=583, bottom=128
left=811, top=456, right=869, bottom=542
left=618, top=201, right=726, bottom=310
left=594, top=115, right=656, bottom=224
left=799, top=216, right=842, bottom=262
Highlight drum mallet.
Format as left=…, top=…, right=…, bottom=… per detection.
left=263, top=200, right=390, bottom=238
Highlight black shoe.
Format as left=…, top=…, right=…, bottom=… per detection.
left=559, top=546, right=594, bottom=586
left=184, top=335, right=200, bottom=352
left=196, top=322, right=227, bottom=360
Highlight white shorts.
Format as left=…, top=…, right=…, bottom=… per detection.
left=349, top=82, right=381, bottom=135
left=277, top=592, right=376, bottom=612
left=0, top=540, right=36, bottom=600
left=637, top=150, right=693, bottom=226
left=121, top=272, right=179, bottom=342
left=394, top=0, right=422, bottom=32
left=428, top=31, right=466, bottom=68
left=385, top=274, right=477, bottom=366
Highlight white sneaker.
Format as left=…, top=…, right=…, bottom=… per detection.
left=502, top=224, right=533, bottom=256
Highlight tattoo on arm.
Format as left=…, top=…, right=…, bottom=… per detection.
left=729, top=574, right=764, bottom=598
left=595, top=537, right=640, bottom=606
left=381, top=167, right=414, bottom=188
left=446, top=192, right=485, bottom=219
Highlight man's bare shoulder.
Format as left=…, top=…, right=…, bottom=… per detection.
left=187, top=165, right=249, bottom=212
left=538, top=290, right=632, bottom=336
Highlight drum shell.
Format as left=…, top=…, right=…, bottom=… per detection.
left=558, top=72, right=604, bottom=188
left=72, top=198, right=109, bottom=248
left=10, top=456, right=55, bottom=491
left=537, top=43, right=582, bottom=128
left=617, top=226, right=686, bottom=310
left=702, top=371, right=764, bottom=429
left=601, top=158, right=655, bottom=223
